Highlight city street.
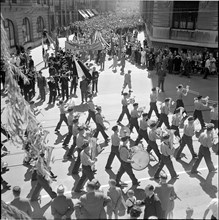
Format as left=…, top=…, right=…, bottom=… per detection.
left=1, top=34, right=218, bottom=219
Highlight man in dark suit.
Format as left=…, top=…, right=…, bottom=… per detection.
left=137, top=184, right=162, bottom=219
left=75, top=181, right=111, bottom=219
left=10, top=186, right=33, bottom=217
left=154, top=174, right=178, bottom=219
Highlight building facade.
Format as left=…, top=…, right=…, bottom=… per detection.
left=140, top=0, right=218, bottom=50
left=1, top=0, right=56, bottom=51
left=1, top=0, right=104, bottom=52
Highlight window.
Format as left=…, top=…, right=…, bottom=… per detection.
left=44, top=0, right=46, bottom=5
left=37, top=0, right=40, bottom=4
left=22, top=17, right=31, bottom=43
left=37, top=16, right=44, bottom=37
left=12, top=0, right=17, bottom=3
left=4, top=19, right=16, bottom=47
left=172, top=1, right=199, bottom=30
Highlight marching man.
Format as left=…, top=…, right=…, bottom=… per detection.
left=121, top=70, right=132, bottom=94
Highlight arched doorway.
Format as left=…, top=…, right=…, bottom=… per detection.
left=22, top=17, right=31, bottom=43
left=37, top=16, right=45, bottom=37
left=4, top=19, right=16, bottom=47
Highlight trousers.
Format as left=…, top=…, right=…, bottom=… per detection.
left=74, top=165, right=94, bottom=191
left=85, top=110, right=96, bottom=124
left=148, top=102, right=160, bottom=119
left=193, top=110, right=205, bottom=129
left=147, top=140, right=161, bottom=161
left=129, top=117, right=139, bottom=133
left=31, top=174, right=57, bottom=200
left=157, top=113, right=170, bottom=129
left=116, top=161, right=138, bottom=185
left=93, top=124, right=108, bottom=140
left=72, top=148, right=83, bottom=174
left=135, top=129, right=149, bottom=145
left=175, top=134, right=196, bottom=159
left=191, top=145, right=215, bottom=172
left=55, top=114, right=68, bottom=130
left=154, top=155, right=177, bottom=178
left=63, top=125, right=73, bottom=145
left=105, top=145, right=120, bottom=168
left=117, top=106, right=131, bottom=123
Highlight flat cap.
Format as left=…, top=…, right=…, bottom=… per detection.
left=175, top=108, right=181, bottom=114
left=122, top=92, right=128, bottom=96
left=78, top=125, right=85, bottom=131
left=197, top=95, right=202, bottom=100
left=152, top=87, right=156, bottom=91
left=67, top=107, right=74, bottom=112
left=12, top=186, right=21, bottom=193
left=57, top=184, right=65, bottom=193
left=149, top=122, right=157, bottom=128
left=87, top=181, right=96, bottom=189
left=96, top=106, right=102, bottom=111
left=121, top=136, right=130, bottom=142
left=177, top=84, right=183, bottom=89
left=133, top=103, right=138, bottom=107
left=112, top=125, right=118, bottom=132
left=159, top=173, right=168, bottom=179
left=188, top=116, right=194, bottom=121
left=142, top=113, right=148, bottom=117
left=206, top=123, right=214, bottom=131
left=165, top=98, right=170, bottom=102
left=162, top=133, right=170, bottom=140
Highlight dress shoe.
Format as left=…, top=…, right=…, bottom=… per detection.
left=74, top=189, right=84, bottom=193
left=105, top=167, right=112, bottom=170
left=192, top=154, right=198, bottom=158
left=133, top=181, right=140, bottom=186
left=209, top=168, right=217, bottom=173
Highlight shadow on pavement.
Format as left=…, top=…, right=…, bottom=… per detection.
left=44, top=103, right=55, bottom=111
left=188, top=172, right=217, bottom=198
left=31, top=200, right=51, bottom=220
left=105, top=169, right=116, bottom=180
left=54, top=132, right=68, bottom=145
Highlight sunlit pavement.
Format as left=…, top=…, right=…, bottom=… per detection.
left=1, top=32, right=218, bottom=219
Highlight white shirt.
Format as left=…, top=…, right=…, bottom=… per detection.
left=207, top=198, right=218, bottom=218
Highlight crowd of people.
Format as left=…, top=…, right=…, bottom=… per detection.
left=1, top=10, right=219, bottom=220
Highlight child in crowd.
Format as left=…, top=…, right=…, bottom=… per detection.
left=126, top=189, right=137, bottom=214
left=186, top=207, right=194, bottom=219
left=107, top=179, right=123, bottom=219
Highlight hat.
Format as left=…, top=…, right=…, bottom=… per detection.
left=142, top=113, right=148, bottom=117
left=149, top=122, right=157, bottom=128
left=29, top=100, right=35, bottom=105
left=12, top=186, right=21, bottom=193
left=57, top=184, right=65, bottom=193
left=162, top=133, right=170, bottom=140
left=145, top=184, right=154, bottom=191
left=212, top=103, right=217, bottom=107
left=133, top=103, right=138, bottom=107
left=165, top=98, right=170, bottom=102
left=68, top=107, right=74, bottom=112
left=122, top=92, right=128, bottom=96
left=112, top=125, right=118, bottom=132
left=128, top=70, right=131, bottom=73
left=159, top=173, right=168, bottom=180
left=175, top=108, right=180, bottom=114
left=121, top=136, right=130, bottom=142
left=188, top=116, right=194, bottom=121
left=177, top=84, right=183, bottom=89
left=72, top=118, right=79, bottom=123
left=78, top=126, right=85, bottom=131
left=152, top=87, right=156, bottom=91
left=96, top=106, right=101, bottom=111
left=206, top=123, right=214, bottom=131
left=87, top=181, right=96, bottom=190
left=91, top=179, right=101, bottom=190
left=197, top=95, right=202, bottom=100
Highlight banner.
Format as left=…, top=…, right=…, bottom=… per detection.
left=65, top=41, right=104, bottom=52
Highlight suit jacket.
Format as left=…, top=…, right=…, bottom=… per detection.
left=75, top=191, right=111, bottom=219
left=154, top=183, right=176, bottom=212
left=140, top=194, right=162, bottom=219
left=10, top=197, right=32, bottom=217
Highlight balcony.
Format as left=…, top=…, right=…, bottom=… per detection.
left=170, top=28, right=196, bottom=41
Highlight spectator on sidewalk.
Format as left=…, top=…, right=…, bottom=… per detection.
left=51, top=184, right=74, bottom=220
left=75, top=181, right=111, bottom=219
left=37, top=70, right=47, bottom=102
left=10, top=186, right=32, bottom=218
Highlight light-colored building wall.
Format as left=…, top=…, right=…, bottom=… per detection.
left=140, top=0, right=218, bottom=50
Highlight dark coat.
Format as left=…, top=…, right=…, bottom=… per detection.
left=140, top=193, right=162, bottom=219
